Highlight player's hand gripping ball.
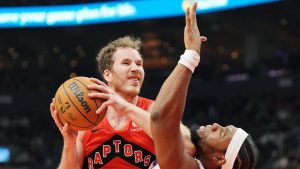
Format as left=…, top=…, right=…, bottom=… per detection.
left=54, top=76, right=106, bottom=131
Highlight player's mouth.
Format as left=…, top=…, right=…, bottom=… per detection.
left=128, top=76, right=141, bottom=85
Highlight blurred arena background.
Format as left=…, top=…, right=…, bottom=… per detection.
left=0, top=0, right=299, bottom=168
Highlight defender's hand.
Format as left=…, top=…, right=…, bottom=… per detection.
left=184, top=3, right=207, bottom=54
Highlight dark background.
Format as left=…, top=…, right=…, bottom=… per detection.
left=0, top=0, right=299, bottom=168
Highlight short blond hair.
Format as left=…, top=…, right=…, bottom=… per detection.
left=96, top=36, right=142, bottom=78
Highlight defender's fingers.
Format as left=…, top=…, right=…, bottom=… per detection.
left=185, top=6, right=191, bottom=28
left=190, top=2, right=198, bottom=26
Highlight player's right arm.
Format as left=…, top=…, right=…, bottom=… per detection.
left=150, top=3, right=205, bottom=169
left=50, top=99, right=85, bottom=169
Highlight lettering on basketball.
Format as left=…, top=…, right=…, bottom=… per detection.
left=67, top=112, right=77, bottom=121
left=69, top=82, right=91, bottom=113
left=59, top=101, right=71, bottom=114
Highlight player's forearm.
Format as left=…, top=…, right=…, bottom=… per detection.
left=57, top=144, right=81, bottom=169
left=124, top=102, right=152, bottom=138
left=151, top=64, right=192, bottom=127
left=150, top=64, right=192, bottom=168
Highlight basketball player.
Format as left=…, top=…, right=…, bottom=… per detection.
left=150, top=2, right=258, bottom=169
left=50, top=36, right=157, bottom=168
left=50, top=27, right=200, bottom=169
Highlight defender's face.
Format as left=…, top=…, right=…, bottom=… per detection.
left=198, top=123, right=237, bottom=154
left=108, top=47, right=144, bottom=97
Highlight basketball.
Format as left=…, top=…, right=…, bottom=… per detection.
left=54, top=76, right=106, bottom=131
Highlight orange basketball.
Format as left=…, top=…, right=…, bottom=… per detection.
left=54, top=76, right=106, bottom=131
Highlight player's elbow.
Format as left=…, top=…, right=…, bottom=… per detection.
left=150, top=109, right=165, bottom=123
left=152, top=102, right=181, bottom=123
left=151, top=102, right=175, bottom=123
left=150, top=103, right=169, bottom=123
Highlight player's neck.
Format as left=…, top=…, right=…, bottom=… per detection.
left=106, top=91, right=138, bottom=130
left=106, top=96, right=137, bottom=129
left=106, top=107, right=129, bottom=130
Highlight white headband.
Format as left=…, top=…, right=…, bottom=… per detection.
left=221, top=128, right=248, bottom=169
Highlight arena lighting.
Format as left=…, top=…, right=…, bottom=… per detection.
left=225, top=73, right=250, bottom=82
left=0, top=94, right=13, bottom=104
left=0, top=0, right=279, bottom=28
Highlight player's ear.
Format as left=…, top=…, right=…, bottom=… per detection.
left=103, top=69, right=112, bottom=82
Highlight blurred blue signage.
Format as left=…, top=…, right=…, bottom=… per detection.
left=0, top=0, right=279, bottom=28
left=0, top=147, right=10, bottom=163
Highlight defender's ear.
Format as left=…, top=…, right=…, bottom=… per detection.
left=212, top=153, right=226, bottom=167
